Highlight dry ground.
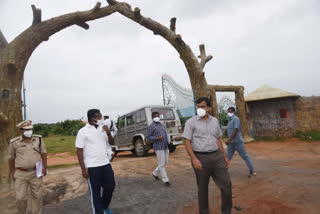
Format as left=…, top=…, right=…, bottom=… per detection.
left=3, top=139, right=320, bottom=214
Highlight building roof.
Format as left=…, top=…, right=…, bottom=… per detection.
left=245, top=85, right=300, bottom=102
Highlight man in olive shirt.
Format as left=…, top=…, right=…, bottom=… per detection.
left=8, top=120, right=47, bottom=214
left=183, top=97, right=232, bottom=214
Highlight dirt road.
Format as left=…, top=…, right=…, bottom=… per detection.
left=41, top=139, right=320, bottom=214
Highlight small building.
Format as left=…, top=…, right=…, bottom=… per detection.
left=245, top=85, right=301, bottom=137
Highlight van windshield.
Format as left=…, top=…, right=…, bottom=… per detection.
left=151, top=108, right=175, bottom=120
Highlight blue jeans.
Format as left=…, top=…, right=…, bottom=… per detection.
left=227, top=141, right=255, bottom=172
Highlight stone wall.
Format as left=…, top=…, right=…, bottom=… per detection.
left=246, top=97, right=297, bottom=137
left=294, top=96, right=320, bottom=132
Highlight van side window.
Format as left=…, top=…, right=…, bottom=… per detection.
left=126, top=115, right=134, bottom=126
left=136, top=110, right=146, bottom=123
left=118, top=117, right=125, bottom=128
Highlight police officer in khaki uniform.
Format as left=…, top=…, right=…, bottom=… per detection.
left=8, top=120, right=47, bottom=214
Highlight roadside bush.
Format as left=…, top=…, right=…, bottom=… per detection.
left=33, top=120, right=85, bottom=136
left=295, top=130, right=320, bottom=141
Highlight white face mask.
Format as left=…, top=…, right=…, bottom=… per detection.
left=197, top=108, right=207, bottom=117
left=94, top=119, right=104, bottom=126
left=23, top=130, right=33, bottom=138
left=227, top=112, right=234, bottom=117
left=153, top=117, right=160, bottom=122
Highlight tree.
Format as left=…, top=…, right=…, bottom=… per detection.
left=0, top=0, right=216, bottom=192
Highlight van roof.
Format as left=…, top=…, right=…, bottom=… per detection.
left=119, top=105, right=176, bottom=117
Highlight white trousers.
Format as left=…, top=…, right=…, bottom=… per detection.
left=153, top=149, right=169, bottom=183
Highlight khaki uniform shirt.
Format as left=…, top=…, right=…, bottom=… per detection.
left=8, top=135, right=47, bottom=169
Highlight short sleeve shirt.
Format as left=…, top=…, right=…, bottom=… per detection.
left=227, top=115, right=244, bottom=143
left=182, top=115, right=222, bottom=152
left=75, top=124, right=110, bottom=168
left=8, top=135, right=47, bottom=169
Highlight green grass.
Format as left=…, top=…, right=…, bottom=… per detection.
left=294, top=130, right=320, bottom=141
left=44, top=135, right=77, bottom=154
left=48, top=163, right=79, bottom=169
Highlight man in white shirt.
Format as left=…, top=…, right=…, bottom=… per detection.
left=76, top=109, right=115, bottom=214
left=103, top=115, right=118, bottom=161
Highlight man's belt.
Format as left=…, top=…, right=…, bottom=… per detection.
left=194, top=150, right=218, bottom=154
left=16, top=167, right=36, bottom=172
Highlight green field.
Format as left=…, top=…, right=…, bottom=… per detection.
left=44, top=135, right=77, bottom=154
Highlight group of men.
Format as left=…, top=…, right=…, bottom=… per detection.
left=8, top=97, right=255, bottom=214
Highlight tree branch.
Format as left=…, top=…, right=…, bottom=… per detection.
left=0, top=30, right=8, bottom=49
left=11, top=3, right=118, bottom=61
left=208, top=85, right=244, bottom=92
left=170, top=17, right=176, bottom=32
left=111, top=0, right=210, bottom=99
left=198, top=44, right=213, bottom=70
left=92, top=2, right=102, bottom=12
left=31, top=5, right=42, bottom=25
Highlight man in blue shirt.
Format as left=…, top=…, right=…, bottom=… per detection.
left=147, top=112, right=170, bottom=186
left=226, top=107, right=256, bottom=177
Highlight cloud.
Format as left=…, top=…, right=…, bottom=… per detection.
left=1, top=0, right=319, bottom=123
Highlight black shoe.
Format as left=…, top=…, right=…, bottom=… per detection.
left=248, top=171, right=257, bottom=178
left=164, top=182, right=171, bottom=187
left=152, top=173, right=160, bottom=180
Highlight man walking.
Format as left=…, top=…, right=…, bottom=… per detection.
left=147, top=111, right=171, bottom=186
left=225, top=107, right=256, bottom=177
left=183, top=97, right=232, bottom=214
left=8, top=120, right=47, bottom=214
left=76, top=109, right=115, bottom=214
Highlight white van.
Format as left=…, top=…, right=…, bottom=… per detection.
left=113, top=105, right=183, bottom=157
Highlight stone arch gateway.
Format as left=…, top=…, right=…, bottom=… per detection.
left=0, top=0, right=241, bottom=191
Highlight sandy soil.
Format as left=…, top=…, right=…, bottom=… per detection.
left=42, top=139, right=320, bottom=214
left=3, top=139, right=319, bottom=214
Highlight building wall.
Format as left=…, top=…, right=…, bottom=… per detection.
left=294, top=96, right=320, bottom=132
left=246, top=98, right=297, bottom=137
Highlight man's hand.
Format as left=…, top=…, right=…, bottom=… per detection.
left=11, top=170, right=15, bottom=181
left=82, top=168, right=89, bottom=179
left=42, top=167, right=47, bottom=176
left=224, top=154, right=231, bottom=168
left=225, top=139, right=231, bottom=145
left=192, top=157, right=203, bottom=170
left=157, top=136, right=163, bottom=141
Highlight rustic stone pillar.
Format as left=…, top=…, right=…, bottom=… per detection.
left=235, top=88, right=253, bottom=142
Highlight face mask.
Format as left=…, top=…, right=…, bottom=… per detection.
left=197, top=108, right=206, bottom=117
left=227, top=112, right=234, bottom=117
left=94, top=119, right=104, bottom=126
left=23, top=130, right=33, bottom=138
left=153, top=117, right=160, bottom=122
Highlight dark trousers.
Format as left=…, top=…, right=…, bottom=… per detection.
left=88, top=164, right=115, bottom=214
left=193, top=151, right=232, bottom=214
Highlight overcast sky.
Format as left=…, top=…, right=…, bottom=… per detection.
left=1, top=0, right=319, bottom=123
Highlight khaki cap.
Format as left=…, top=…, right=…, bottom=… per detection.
left=16, top=120, right=33, bottom=129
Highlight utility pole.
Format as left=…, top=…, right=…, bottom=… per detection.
left=22, top=78, right=27, bottom=120
left=162, top=75, right=165, bottom=105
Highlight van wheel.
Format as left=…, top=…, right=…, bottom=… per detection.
left=168, top=144, right=176, bottom=153
left=134, top=138, right=146, bottom=157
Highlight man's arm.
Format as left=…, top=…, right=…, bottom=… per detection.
left=185, top=139, right=202, bottom=170
left=226, top=129, right=238, bottom=145
left=9, top=159, right=15, bottom=178
left=103, top=125, right=115, bottom=145
left=147, top=125, right=162, bottom=141
left=77, top=148, right=88, bottom=179
left=41, top=153, right=47, bottom=176
left=217, top=137, right=230, bottom=168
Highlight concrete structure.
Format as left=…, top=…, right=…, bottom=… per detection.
left=245, top=85, right=320, bottom=138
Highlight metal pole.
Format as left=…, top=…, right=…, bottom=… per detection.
left=22, top=79, right=27, bottom=120
left=162, top=75, right=165, bottom=105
